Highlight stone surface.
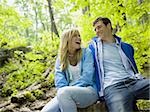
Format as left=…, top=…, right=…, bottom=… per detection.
left=78, top=101, right=107, bottom=112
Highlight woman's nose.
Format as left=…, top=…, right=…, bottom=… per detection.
left=78, top=37, right=81, bottom=42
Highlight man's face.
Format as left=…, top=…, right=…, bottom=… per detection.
left=94, top=21, right=110, bottom=39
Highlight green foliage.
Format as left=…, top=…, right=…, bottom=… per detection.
left=137, top=100, right=150, bottom=110
left=0, top=3, right=60, bottom=98
left=0, top=34, right=59, bottom=96
left=47, top=73, right=55, bottom=87
left=0, top=4, right=32, bottom=48
left=41, top=74, right=55, bottom=88
left=24, top=91, right=36, bottom=102
left=52, top=0, right=74, bottom=31
left=0, top=5, right=59, bottom=97
left=31, top=89, right=44, bottom=99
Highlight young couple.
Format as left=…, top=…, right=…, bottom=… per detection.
left=41, top=17, right=150, bottom=112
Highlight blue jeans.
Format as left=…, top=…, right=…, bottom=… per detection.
left=41, top=86, right=98, bottom=112
left=41, top=97, right=60, bottom=112
left=104, top=78, right=150, bottom=112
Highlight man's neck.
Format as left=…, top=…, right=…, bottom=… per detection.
left=102, top=34, right=115, bottom=43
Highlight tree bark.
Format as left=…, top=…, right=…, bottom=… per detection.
left=34, top=1, right=38, bottom=39
left=82, top=0, right=91, bottom=16
left=47, top=0, right=59, bottom=38
left=137, top=0, right=143, bottom=4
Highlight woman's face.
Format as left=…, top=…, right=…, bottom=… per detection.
left=69, top=33, right=81, bottom=51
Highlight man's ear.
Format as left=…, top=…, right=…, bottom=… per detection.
left=107, top=23, right=111, bottom=30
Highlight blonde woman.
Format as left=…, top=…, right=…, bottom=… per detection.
left=41, top=28, right=98, bottom=112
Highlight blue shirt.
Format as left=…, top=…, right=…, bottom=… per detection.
left=102, top=42, right=131, bottom=88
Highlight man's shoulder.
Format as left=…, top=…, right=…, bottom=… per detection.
left=114, top=34, right=134, bottom=50
left=121, top=42, right=133, bottom=48
left=121, top=42, right=134, bottom=53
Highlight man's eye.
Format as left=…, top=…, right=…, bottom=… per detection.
left=97, top=26, right=101, bottom=29
left=94, top=25, right=101, bottom=31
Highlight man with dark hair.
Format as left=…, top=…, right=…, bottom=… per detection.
left=89, top=17, right=150, bottom=112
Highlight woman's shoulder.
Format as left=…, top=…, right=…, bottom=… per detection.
left=81, top=47, right=92, bottom=60
left=82, top=47, right=92, bottom=54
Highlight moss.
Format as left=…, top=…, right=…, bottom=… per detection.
left=31, top=89, right=44, bottom=99
left=137, top=100, right=150, bottom=110
left=41, top=81, right=50, bottom=88
left=23, top=91, right=36, bottom=102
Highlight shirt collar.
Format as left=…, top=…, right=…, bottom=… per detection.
left=97, top=36, right=119, bottom=44
left=115, top=38, right=120, bottom=46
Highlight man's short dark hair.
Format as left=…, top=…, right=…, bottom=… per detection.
left=93, top=17, right=112, bottom=30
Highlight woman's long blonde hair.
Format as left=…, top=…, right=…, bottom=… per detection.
left=59, top=28, right=82, bottom=71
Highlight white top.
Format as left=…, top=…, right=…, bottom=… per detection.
left=68, top=61, right=81, bottom=85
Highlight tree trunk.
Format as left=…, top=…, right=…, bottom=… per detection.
left=137, top=0, right=148, bottom=24
left=137, top=0, right=143, bottom=4
left=82, top=0, right=90, bottom=16
left=34, top=1, right=38, bottom=39
left=47, top=0, right=59, bottom=38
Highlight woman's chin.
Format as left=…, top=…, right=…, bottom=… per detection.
left=76, top=47, right=81, bottom=50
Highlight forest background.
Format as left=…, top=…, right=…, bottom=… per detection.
left=0, top=0, right=149, bottom=111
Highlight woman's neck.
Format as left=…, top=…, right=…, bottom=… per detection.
left=68, top=50, right=76, bottom=57
left=68, top=51, right=77, bottom=66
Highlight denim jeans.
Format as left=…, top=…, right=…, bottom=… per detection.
left=41, top=97, right=60, bottom=112
left=41, top=86, right=98, bottom=112
left=104, top=78, right=150, bottom=112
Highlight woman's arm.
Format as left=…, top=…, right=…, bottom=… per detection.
left=54, top=58, right=69, bottom=89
